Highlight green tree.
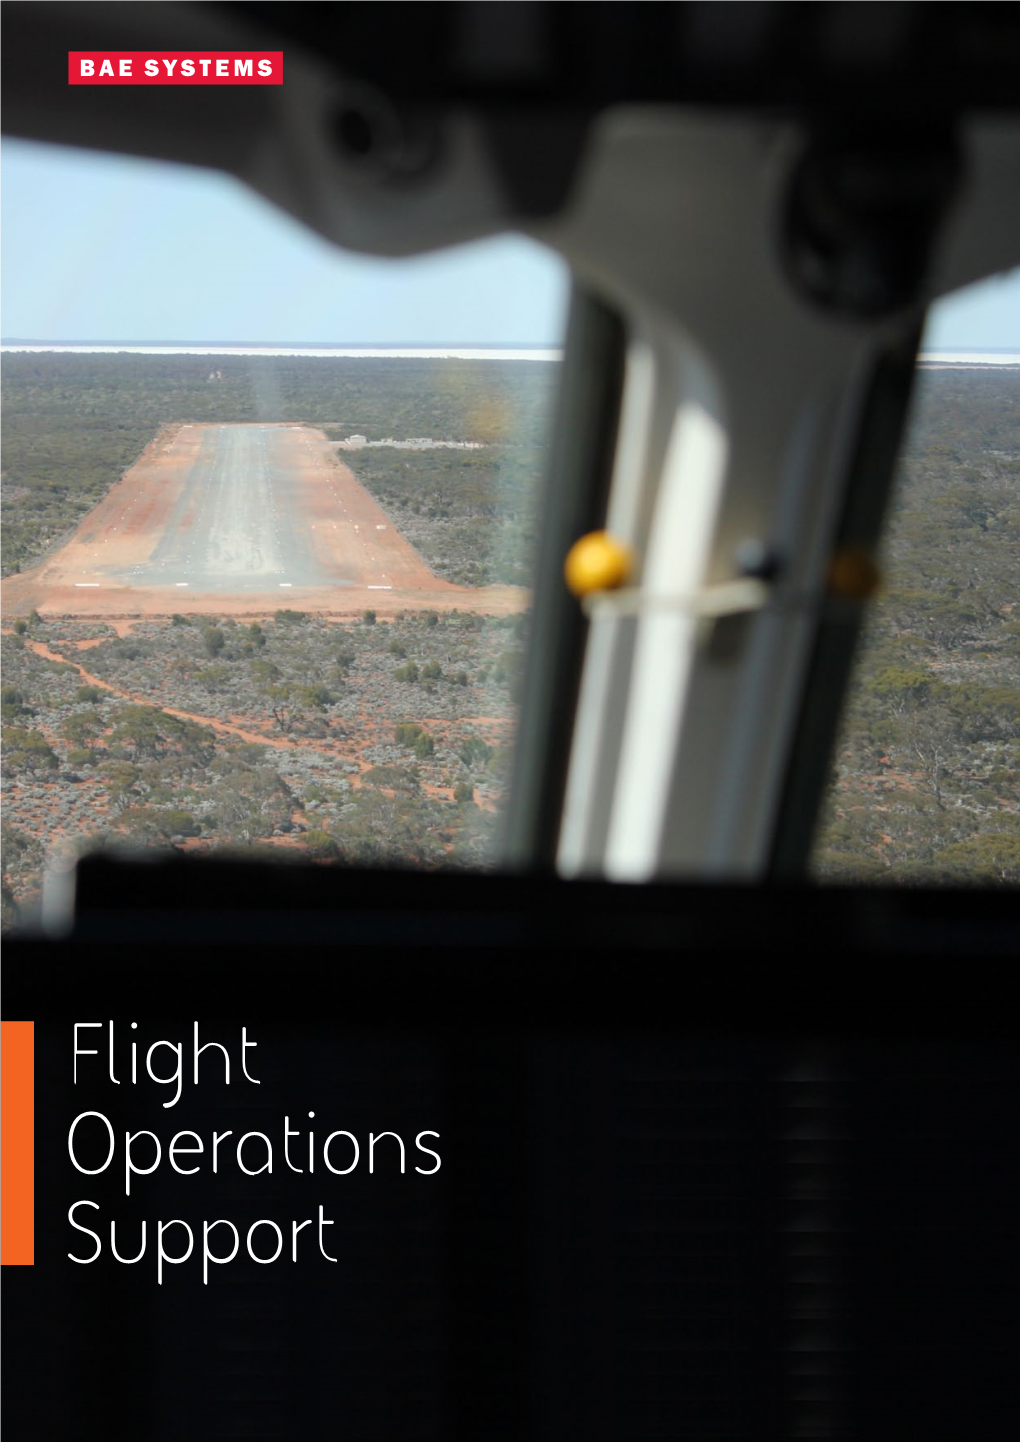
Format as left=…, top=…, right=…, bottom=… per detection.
left=60, top=711, right=103, bottom=750
left=1, top=726, right=59, bottom=775
left=459, top=736, right=491, bottom=770
left=936, top=820, right=1020, bottom=884
left=0, top=688, right=31, bottom=723
left=201, top=626, right=225, bottom=659
left=295, top=684, right=335, bottom=711
left=111, top=706, right=213, bottom=765
left=209, top=763, right=295, bottom=842
left=101, top=761, right=142, bottom=813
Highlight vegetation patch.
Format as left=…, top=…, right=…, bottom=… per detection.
left=813, top=371, right=1020, bottom=885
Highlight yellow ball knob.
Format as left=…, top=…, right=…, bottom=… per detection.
left=828, top=547, right=881, bottom=600
left=564, top=531, right=634, bottom=597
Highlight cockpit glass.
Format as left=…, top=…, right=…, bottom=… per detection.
left=812, top=273, right=1020, bottom=885
left=1, top=139, right=568, bottom=929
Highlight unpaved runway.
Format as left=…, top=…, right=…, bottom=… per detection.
left=123, top=425, right=406, bottom=591
left=2, top=424, right=525, bottom=618
left=141, top=426, right=306, bottom=588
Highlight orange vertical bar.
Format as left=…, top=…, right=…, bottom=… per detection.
left=1, top=1020, right=35, bottom=1264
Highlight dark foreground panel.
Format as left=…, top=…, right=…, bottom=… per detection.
left=4, top=861, right=1019, bottom=1440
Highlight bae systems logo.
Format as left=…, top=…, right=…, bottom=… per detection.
left=68, top=52, right=282, bottom=85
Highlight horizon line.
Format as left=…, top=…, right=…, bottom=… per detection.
left=0, top=337, right=562, bottom=349
left=2, top=338, right=1016, bottom=354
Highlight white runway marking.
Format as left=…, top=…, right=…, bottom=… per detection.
left=48, top=423, right=446, bottom=601
left=75, top=583, right=101, bottom=588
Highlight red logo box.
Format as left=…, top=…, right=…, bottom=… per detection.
left=68, top=52, right=283, bottom=85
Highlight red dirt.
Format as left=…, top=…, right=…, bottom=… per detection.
left=5, top=628, right=507, bottom=864
left=18, top=638, right=348, bottom=759
left=2, top=422, right=528, bottom=621
left=13, top=639, right=495, bottom=800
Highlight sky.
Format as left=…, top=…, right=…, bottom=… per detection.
left=924, top=269, right=1020, bottom=351
left=1, top=136, right=1018, bottom=348
left=0, top=138, right=569, bottom=346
